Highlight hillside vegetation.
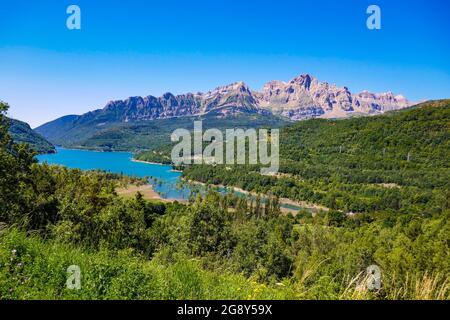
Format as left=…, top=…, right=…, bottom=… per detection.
left=36, top=112, right=288, bottom=152
left=0, top=101, right=449, bottom=300
left=6, top=117, right=55, bottom=154
left=183, top=100, right=450, bottom=215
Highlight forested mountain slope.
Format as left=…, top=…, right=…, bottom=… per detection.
left=183, top=100, right=450, bottom=215
left=6, top=117, right=55, bottom=154
left=37, top=112, right=288, bottom=151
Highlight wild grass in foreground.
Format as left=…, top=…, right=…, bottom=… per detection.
left=1, top=229, right=447, bottom=300
left=0, top=228, right=293, bottom=300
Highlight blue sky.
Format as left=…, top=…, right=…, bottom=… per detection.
left=0, top=0, right=449, bottom=127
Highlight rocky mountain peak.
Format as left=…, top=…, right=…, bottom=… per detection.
left=208, top=81, right=251, bottom=95
left=63, top=73, right=412, bottom=124
left=255, top=74, right=411, bottom=119
left=289, top=73, right=314, bottom=89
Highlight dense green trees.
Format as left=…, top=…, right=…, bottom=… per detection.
left=0, top=101, right=449, bottom=299
left=2, top=192, right=448, bottom=299
left=183, top=101, right=450, bottom=216
left=0, top=102, right=42, bottom=226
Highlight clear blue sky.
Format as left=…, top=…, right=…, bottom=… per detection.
left=0, top=0, right=449, bottom=127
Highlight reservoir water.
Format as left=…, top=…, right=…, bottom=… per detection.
left=37, top=148, right=191, bottom=200
left=37, top=148, right=304, bottom=212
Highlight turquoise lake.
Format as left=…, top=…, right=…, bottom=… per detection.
left=37, top=148, right=191, bottom=200
left=37, top=148, right=303, bottom=211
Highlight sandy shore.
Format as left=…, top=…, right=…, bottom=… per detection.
left=131, top=159, right=182, bottom=173
left=116, top=184, right=177, bottom=203
left=116, top=181, right=329, bottom=215
left=279, top=197, right=329, bottom=212
left=131, top=159, right=169, bottom=166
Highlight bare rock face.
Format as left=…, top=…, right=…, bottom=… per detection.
left=200, top=81, right=260, bottom=115
left=68, top=74, right=411, bottom=124
left=255, top=74, right=410, bottom=120
left=353, top=91, right=410, bottom=114
left=102, top=93, right=202, bottom=122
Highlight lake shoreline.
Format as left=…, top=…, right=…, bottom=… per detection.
left=185, top=179, right=328, bottom=214
left=131, top=158, right=182, bottom=172
left=131, top=158, right=169, bottom=166
left=54, top=146, right=131, bottom=154
left=116, top=184, right=187, bottom=203
left=38, top=148, right=328, bottom=214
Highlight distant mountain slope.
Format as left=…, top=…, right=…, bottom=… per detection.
left=35, top=113, right=116, bottom=146
left=37, top=112, right=288, bottom=152
left=140, top=100, right=450, bottom=173
left=7, top=118, right=55, bottom=154
left=35, top=73, right=411, bottom=151
left=84, top=113, right=288, bottom=151
left=34, top=115, right=80, bottom=143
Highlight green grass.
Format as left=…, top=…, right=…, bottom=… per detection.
left=1, top=227, right=448, bottom=300
left=0, top=228, right=294, bottom=300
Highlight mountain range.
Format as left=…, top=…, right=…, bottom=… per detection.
left=35, top=73, right=411, bottom=151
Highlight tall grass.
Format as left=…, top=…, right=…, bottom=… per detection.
left=0, top=228, right=448, bottom=300
left=339, top=271, right=449, bottom=300
left=0, top=229, right=294, bottom=299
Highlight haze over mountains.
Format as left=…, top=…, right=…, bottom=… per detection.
left=35, top=73, right=411, bottom=150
